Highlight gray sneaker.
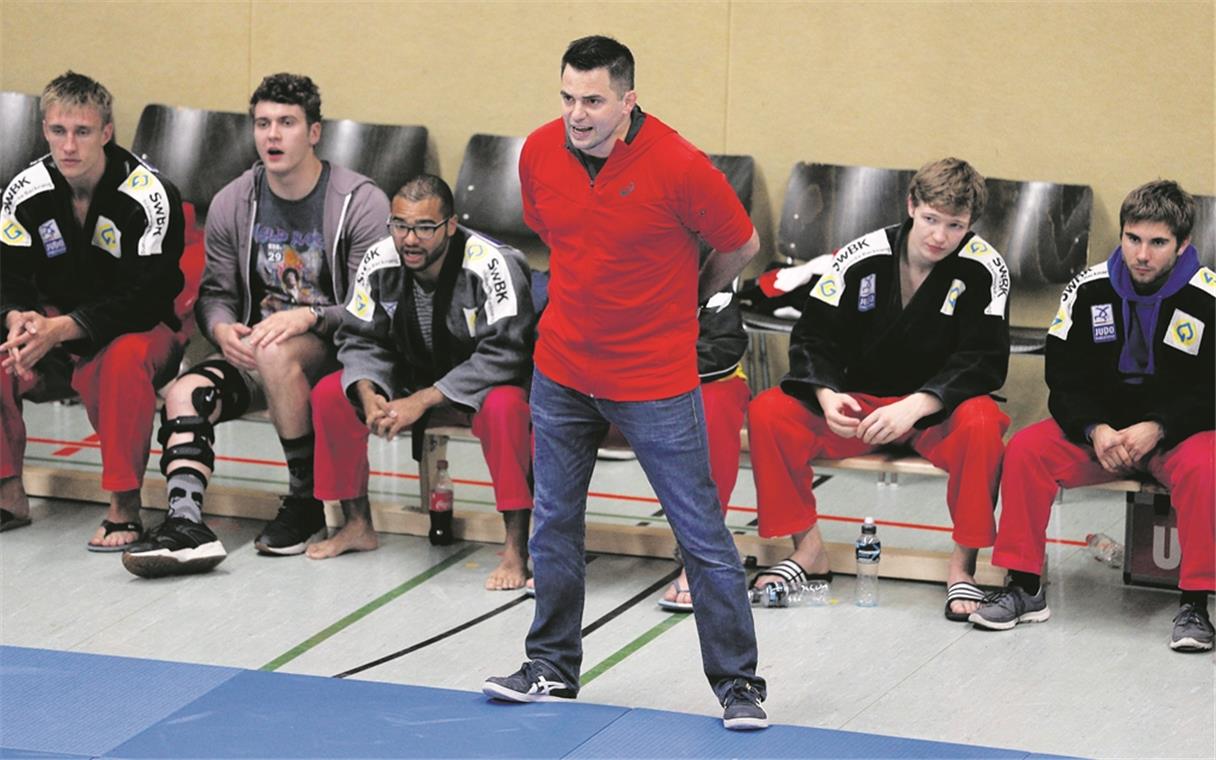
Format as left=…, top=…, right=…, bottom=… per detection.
left=722, top=679, right=768, bottom=730
left=968, top=585, right=1051, bottom=630
left=482, top=661, right=576, bottom=702
left=1170, top=603, right=1214, bottom=652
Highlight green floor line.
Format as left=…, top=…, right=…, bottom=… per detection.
left=259, top=544, right=481, bottom=672
left=579, top=613, right=690, bottom=687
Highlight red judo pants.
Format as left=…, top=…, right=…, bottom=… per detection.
left=310, top=371, right=532, bottom=511
left=993, top=419, right=1215, bottom=591
left=0, top=323, right=181, bottom=492
left=702, top=375, right=751, bottom=513
left=748, top=388, right=1009, bottom=547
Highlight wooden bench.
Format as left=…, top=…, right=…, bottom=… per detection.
left=417, top=423, right=1169, bottom=585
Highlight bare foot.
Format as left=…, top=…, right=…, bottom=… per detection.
left=306, top=520, right=379, bottom=559
left=487, top=509, right=531, bottom=590
left=947, top=543, right=982, bottom=616
left=88, top=489, right=141, bottom=548
left=485, top=552, right=529, bottom=590
left=752, top=525, right=830, bottom=589
left=661, top=567, right=693, bottom=606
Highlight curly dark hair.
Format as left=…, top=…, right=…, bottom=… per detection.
left=249, top=73, right=322, bottom=124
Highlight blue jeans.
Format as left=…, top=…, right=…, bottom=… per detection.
left=525, top=368, right=765, bottom=704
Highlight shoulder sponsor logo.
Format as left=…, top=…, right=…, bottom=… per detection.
left=38, top=219, right=67, bottom=258
left=858, top=273, right=876, bottom=312
left=1189, top=267, right=1216, bottom=298
left=463, top=234, right=518, bottom=325
left=2, top=219, right=30, bottom=246
left=1090, top=302, right=1116, bottom=343
left=352, top=237, right=401, bottom=291
left=92, top=215, right=122, bottom=258
left=346, top=283, right=375, bottom=322
left=118, top=165, right=169, bottom=256
left=2, top=163, right=54, bottom=217
left=831, top=229, right=891, bottom=275
left=941, top=279, right=966, bottom=316
left=812, top=229, right=889, bottom=309
left=958, top=235, right=1009, bottom=318
left=1048, top=262, right=1108, bottom=341
left=1163, top=309, right=1203, bottom=356
left=810, top=271, right=843, bottom=307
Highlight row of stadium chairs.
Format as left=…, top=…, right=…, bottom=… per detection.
left=4, top=92, right=1213, bottom=354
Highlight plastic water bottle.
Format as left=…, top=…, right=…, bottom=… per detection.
left=748, top=578, right=830, bottom=608
left=1085, top=532, right=1124, bottom=567
left=855, top=517, right=881, bottom=607
left=428, top=459, right=454, bottom=546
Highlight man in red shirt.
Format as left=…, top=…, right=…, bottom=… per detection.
left=481, top=35, right=768, bottom=731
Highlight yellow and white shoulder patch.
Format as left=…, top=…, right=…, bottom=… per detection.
left=1188, top=267, right=1216, bottom=298
left=0, top=162, right=54, bottom=248
left=92, top=215, right=122, bottom=258
left=1163, top=309, right=1204, bottom=356
left=463, top=232, right=518, bottom=326
left=347, top=237, right=399, bottom=322
left=809, top=229, right=890, bottom=308
left=1048, top=263, right=1109, bottom=340
left=958, top=235, right=1010, bottom=318
left=118, top=164, right=171, bottom=256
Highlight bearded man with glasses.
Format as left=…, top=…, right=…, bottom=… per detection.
left=307, top=174, right=536, bottom=590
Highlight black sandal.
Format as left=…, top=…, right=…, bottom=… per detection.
left=750, top=558, right=833, bottom=589
left=86, top=519, right=143, bottom=553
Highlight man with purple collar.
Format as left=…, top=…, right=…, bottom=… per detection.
left=972, top=180, right=1214, bottom=652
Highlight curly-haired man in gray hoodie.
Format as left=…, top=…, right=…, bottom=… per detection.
left=123, top=73, right=389, bottom=578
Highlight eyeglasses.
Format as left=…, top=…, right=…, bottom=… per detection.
left=387, top=216, right=451, bottom=241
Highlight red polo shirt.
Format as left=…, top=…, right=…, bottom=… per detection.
left=520, top=114, right=753, bottom=401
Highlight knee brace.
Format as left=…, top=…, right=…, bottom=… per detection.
left=157, top=363, right=228, bottom=477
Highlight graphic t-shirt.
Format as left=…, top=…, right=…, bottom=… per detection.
left=251, top=165, right=333, bottom=322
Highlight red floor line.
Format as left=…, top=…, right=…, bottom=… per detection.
left=27, top=434, right=1087, bottom=546
left=50, top=433, right=101, bottom=458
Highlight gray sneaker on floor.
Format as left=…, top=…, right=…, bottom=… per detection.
left=1169, top=603, right=1214, bottom=652
left=722, top=679, right=768, bottom=730
left=968, top=585, right=1050, bottom=630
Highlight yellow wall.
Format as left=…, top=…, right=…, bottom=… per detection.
left=3, top=0, right=1213, bottom=262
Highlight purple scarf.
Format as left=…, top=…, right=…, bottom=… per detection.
left=1107, top=244, right=1200, bottom=381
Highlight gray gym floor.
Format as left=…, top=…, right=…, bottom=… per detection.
left=2, top=401, right=1213, bottom=759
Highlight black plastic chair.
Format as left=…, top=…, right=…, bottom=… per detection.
left=131, top=104, right=258, bottom=219
left=1, top=91, right=48, bottom=187
left=453, top=134, right=534, bottom=246
left=775, top=162, right=914, bottom=264
left=972, top=177, right=1092, bottom=350
left=316, top=119, right=427, bottom=198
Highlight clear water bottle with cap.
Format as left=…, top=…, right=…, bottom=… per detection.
left=1085, top=532, right=1124, bottom=567
left=428, top=459, right=454, bottom=546
left=855, top=517, right=881, bottom=607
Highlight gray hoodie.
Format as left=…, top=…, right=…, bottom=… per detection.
left=196, top=161, right=390, bottom=342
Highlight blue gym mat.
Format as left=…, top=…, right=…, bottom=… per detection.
left=0, top=646, right=1051, bottom=758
